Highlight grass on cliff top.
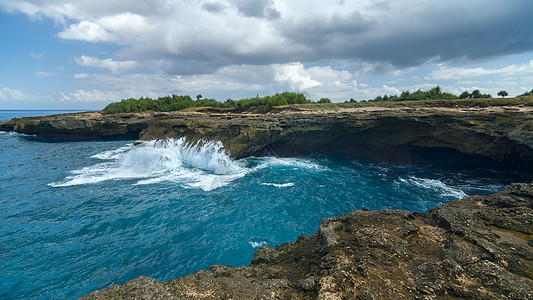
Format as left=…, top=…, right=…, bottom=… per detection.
left=101, top=93, right=533, bottom=115
left=288, top=96, right=533, bottom=111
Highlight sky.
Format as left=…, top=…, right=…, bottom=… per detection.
left=1, top=0, right=533, bottom=110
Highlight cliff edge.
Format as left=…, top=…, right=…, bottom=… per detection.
left=1, top=106, right=532, bottom=176
left=80, top=183, right=533, bottom=299
left=2, top=106, right=532, bottom=298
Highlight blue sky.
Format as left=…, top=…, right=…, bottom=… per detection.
left=1, top=0, right=533, bottom=110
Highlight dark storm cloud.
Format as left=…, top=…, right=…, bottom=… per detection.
left=170, top=0, right=533, bottom=75
left=10, top=0, right=533, bottom=76
left=277, top=1, right=533, bottom=69
left=281, top=11, right=375, bottom=49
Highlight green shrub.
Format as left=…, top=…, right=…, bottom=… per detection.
left=102, top=91, right=311, bottom=114
left=367, top=86, right=458, bottom=102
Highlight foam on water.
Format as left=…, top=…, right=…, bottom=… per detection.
left=260, top=182, right=295, bottom=187
left=91, top=144, right=134, bottom=160
left=266, top=157, right=327, bottom=170
left=400, top=176, right=467, bottom=199
left=0, top=131, right=34, bottom=137
left=249, top=241, right=268, bottom=248
left=50, top=138, right=249, bottom=191
left=51, top=141, right=332, bottom=191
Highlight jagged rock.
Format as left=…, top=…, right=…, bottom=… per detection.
left=80, top=276, right=177, bottom=300
left=80, top=183, right=533, bottom=300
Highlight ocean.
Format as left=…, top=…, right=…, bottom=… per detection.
left=0, top=111, right=518, bottom=299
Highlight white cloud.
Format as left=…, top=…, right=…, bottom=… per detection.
left=57, top=13, right=154, bottom=43
left=75, top=55, right=138, bottom=74
left=274, top=62, right=321, bottom=90
left=430, top=60, right=533, bottom=80
left=59, top=89, right=120, bottom=103
left=58, top=20, right=114, bottom=42
left=74, top=73, right=90, bottom=79
left=74, top=66, right=277, bottom=102
left=351, top=84, right=403, bottom=100
left=79, top=62, right=360, bottom=103
left=0, top=87, right=26, bottom=100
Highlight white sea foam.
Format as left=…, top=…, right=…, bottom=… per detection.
left=253, top=157, right=327, bottom=172
left=260, top=182, right=295, bottom=188
left=405, top=176, right=467, bottom=199
left=250, top=241, right=267, bottom=248
left=50, top=138, right=248, bottom=191
left=0, top=131, right=34, bottom=137
left=91, top=144, right=135, bottom=160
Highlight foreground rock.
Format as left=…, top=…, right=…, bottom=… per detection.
left=81, top=183, right=533, bottom=299
left=1, top=107, right=532, bottom=176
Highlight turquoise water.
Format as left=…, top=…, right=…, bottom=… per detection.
left=0, top=111, right=517, bottom=299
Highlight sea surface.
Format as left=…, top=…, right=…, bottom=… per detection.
left=0, top=111, right=518, bottom=299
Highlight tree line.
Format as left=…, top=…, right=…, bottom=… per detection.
left=362, top=86, right=494, bottom=103
left=360, top=86, right=533, bottom=103
left=102, top=91, right=311, bottom=114
left=102, top=87, right=532, bottom=114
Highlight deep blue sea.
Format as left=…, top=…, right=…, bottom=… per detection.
left=0, top=111, right=518, bottom=299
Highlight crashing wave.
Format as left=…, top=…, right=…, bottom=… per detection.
left=50, top=138, right=248, bottom=191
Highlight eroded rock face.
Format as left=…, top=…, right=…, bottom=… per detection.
left=1, top=107, right=532, bottom=175
left=80, top=183, right=533, bottom=299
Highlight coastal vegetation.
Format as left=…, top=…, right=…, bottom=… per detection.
left=102, top=87, right=533, bottom=114
left=102, top=92, right=311, bottom=114
left=365, top=86, right=457, bottom=102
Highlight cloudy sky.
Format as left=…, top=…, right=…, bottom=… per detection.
left=1, top=0, right=533, bottom=109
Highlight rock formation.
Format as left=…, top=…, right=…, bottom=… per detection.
left=1, top=106, right=532, bottom=176
left=80, top=183, right=533, bottom=299
left=2, top=106, right=532, bottom=298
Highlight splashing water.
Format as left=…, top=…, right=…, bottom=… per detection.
left=50, top=138, right=249, bottom=191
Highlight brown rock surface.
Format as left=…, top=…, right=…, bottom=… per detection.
left=1, top=107, right=532, bottom=173
left=80, top=183, right=533, bottom=299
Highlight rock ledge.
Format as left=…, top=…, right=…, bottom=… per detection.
left=1, top=107, right=532, bottom=177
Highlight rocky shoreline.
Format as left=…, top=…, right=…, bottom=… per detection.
left=80, top=183, right=533, bottom=299
left=2, top=107, right=532, bottom=298
left=1, top=106, right=532, bottom=175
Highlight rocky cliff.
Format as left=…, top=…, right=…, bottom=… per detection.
left=80, top=183, right=533, bottom=299
left=1, top=106, right=532, bottom=176
left=2, top=107, right=532, bottom=298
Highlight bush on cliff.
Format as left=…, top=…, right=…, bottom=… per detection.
left=366, top=86, right=458, bottom=102
left=459, top=89, right=492, bottom=99
left=102, top=92, right=311, bottom=114
left=102, top=95, right=197, bottom=114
